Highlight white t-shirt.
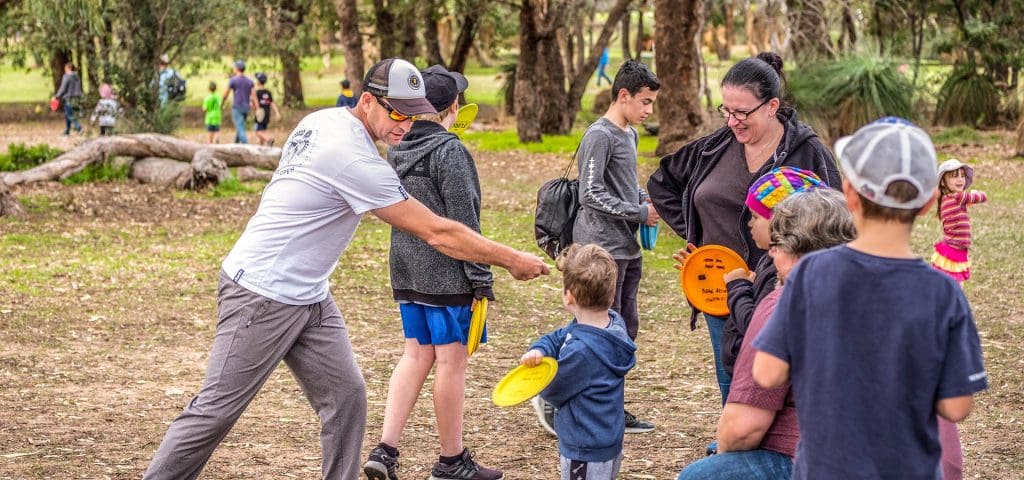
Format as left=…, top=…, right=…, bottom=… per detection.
left=222, top=108, right=408, bottom=305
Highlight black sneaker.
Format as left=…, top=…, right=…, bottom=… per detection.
left=530, top=396, right=557, bottom=437
left=428, top=448, right=503, bottom=480
left=624, top=409, right=655, bottom=434
left=364, top=445, right=400, bottom=480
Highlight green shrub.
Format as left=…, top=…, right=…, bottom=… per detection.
left=61, top=160, right=131, bottom=184
left=934, top=66, right=1001, bottom=127
left=209, top=175, right=259, bottom=198
left=789, top=55, right=914, bottom=139
left=0, top=143, right=63, bottom=171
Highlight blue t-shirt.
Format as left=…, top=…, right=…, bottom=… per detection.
left=754, top=245, right=987, bottom=480
left=228, top=75, right=255, bottom=112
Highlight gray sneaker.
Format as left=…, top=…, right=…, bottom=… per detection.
left=428, top=448, right=503, bottom=480
left=530, top=396, right=557, bottom=437
left=624, top=409, right=656, bottom=434
left=364, top=445, right=400, bottom=480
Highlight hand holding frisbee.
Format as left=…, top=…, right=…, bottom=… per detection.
left=466, top=298, right=488, bottom=356
left=492, top=356, right=558, bottom=407
left=679, top=244, right=748, bottom=316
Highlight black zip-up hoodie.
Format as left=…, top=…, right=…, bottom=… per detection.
left=388, top=121, right=494, bottom=305
left=647, top=107, right=841, bottom=329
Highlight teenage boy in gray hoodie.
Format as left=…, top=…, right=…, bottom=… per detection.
left=533, top=59, right=661, bottom=436
left=522, top=244, right=637, bottom=480
left=364, top=65, right=501, bottom=480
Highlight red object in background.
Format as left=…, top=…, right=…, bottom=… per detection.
left=49, top=98, right=60, bottom=112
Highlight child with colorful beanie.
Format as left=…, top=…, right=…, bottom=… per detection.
left=720, top=167, right=824, bottom=377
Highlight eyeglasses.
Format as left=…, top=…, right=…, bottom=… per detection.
left=717, top=98, right=770, bottom=121
left=374, top=96, right=414, bottom=122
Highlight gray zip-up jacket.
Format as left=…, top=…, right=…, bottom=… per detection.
left=55, top=71, right=83, bottom=101
left=573, top=117, right=649, bottom=260
left=388, top=121, right=494, bottom=305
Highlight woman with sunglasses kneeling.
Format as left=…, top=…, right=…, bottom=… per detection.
left=647, top=52, right=841, bottom=407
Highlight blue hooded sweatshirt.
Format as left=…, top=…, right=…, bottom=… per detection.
left=530, top=310, right=637, bottom=462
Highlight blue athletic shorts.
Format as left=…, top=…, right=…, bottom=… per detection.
left=399, top=303, right=485, bottom=346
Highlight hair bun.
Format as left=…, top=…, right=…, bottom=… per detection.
left=756, top=52, right=784, bottom=76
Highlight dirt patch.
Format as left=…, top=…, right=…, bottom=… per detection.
left=2, top=119, right=1023, bottom=479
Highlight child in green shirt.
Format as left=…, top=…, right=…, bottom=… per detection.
left=203, top=81, right=222, bottom=144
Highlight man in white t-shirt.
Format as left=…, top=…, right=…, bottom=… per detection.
left=143, top=58, right=549, bottom=480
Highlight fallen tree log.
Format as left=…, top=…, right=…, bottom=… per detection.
left=0, top=134, right=280, bottom=187
left=0, top=177, right=23, bottom=217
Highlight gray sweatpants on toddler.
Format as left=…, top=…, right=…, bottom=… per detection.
left=561, top=453, right=623, bottom=480
left=143, top=271, right=367, bottom=479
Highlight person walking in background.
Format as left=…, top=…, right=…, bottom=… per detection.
left=141, top=57, right=548, bottom=480
left=596, top=48, right=613, bottom=87
left=157, top=54, right=176, bottom=106
left=203, top=81, right=222, bottom=144
left=337, top=79, right=358, bottom=108
left=222, top=59, right=255, bottom=144
left=53, top=62, right=83, bottom=136
left=253, top=73, right=282, bottom=146
left=647, top=52, right=841, bottom=406
left=364, top=64, right=501, bottom=480
left=89, top=83, right=120, bottom=136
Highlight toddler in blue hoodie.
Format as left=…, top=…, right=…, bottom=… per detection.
left=521, top=244, right=637, bottom=480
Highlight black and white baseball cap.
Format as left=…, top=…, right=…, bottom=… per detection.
left=363, top=58, right=437, bottom=117
left=834, top=117, right=938, bottom=210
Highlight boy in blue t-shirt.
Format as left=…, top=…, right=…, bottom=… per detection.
left=521, top=244, right=636, bottom=480
left=752, top=118, right=988, bottom=480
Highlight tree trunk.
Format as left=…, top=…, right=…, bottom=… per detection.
left=51, top=50, right=71, bottom=95
left=635, top=7, right=645, bottom=58
left=787, top=0, right=834, bottom=61
left=399, top=7, right=419, bottom=60
left=0, top=178, right=23, bottom=217
left=280, top=49, right=306, bottom=108
left=335, top=0, right=365, bottom=93
left=1015, top=111, right=1024, bottom=156
left=449, top=13, right=478, bottom=73
left=276, top=0, right=307, bottom=108
left=0, top=135, right=280, bottom=187
left=423, top=0, right=446, bottom=66
left=515, top=0, right=554, bottom=142
left=723, top=0, right=734, bottom=60
left=654, top=0, right=708, bottom=156
left=621, top=10, right=633, bottom=59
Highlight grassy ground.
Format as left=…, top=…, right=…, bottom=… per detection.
left=1, top=114, right=1023, bottom=478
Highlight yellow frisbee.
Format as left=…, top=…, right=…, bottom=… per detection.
left=680, top=244, right=748, bottom=316
left=467, top=298, right=488, bottom=356
left=449, top=103, right=478, bottom=136
left=492, top=357, right=558, bottom=407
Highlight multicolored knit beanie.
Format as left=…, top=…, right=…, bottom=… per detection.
left=745, top=167, right=825, bottom=219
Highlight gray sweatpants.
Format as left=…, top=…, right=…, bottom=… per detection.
left=560, top=453, right=623, bottom=480
left=143, top=272, right=367, bottom=479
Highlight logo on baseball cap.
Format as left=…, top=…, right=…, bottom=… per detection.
left=363, top=58, right=437, bottom=117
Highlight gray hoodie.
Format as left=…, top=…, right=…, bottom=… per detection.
left=387, top=121, right=493, bottom=305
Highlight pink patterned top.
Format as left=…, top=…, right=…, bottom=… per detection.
left=939, top=190, right=987, bottom=250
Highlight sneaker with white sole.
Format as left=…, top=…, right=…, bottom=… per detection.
left=428, top=448, right=503, bottom=480
left=530, top=395, right=557, bottom=437
left=364, top=445, right=400, bottom=480
left=624, top=409, right=655, bottom=433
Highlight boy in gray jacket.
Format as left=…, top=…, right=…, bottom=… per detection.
left=364, top=65, right=501, bottom=480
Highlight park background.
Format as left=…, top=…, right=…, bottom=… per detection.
left=1, top=0, right=1023, bottom=478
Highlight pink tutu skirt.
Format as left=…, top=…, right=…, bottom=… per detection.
left=932, top=241, right=970, bottom=282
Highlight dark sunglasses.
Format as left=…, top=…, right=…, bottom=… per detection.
left=717, top=98, right=770, bottom=121
left=374, top=96, right=414, bottom=122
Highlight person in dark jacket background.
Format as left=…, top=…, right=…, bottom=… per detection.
left=647, top=52, right=841, bottom=407
left=53, top=62, right=84, bottom=135
left=364, top=64, right=502, bottom=480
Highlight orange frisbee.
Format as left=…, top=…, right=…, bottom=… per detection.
left=679, top=245, right=748, bottom=316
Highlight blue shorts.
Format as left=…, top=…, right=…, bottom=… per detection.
left=400, top=303, right=484, bottom=346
